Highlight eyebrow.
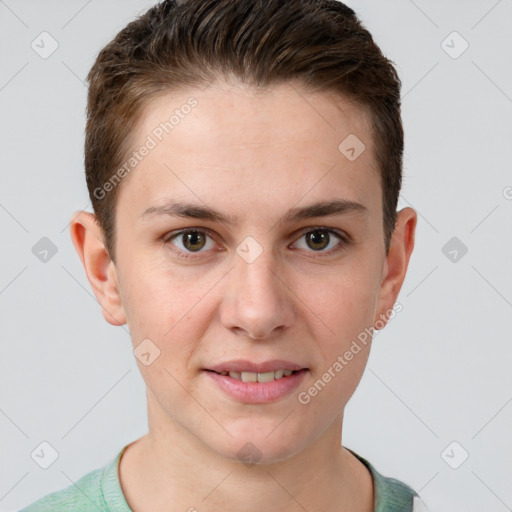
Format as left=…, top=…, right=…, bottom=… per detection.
left=140, top=199, right=368, bottom=226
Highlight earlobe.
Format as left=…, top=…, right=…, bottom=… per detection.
left=69, top=211, right=127, bottom=326
left=373, top=207, right=417, bottom=330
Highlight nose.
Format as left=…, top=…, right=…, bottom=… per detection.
left=220, top=247, right=295, bottom=340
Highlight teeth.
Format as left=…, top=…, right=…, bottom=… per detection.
left=220, top=369, right=297, bottom=382
left=256, top=371, right=275, bottom=383
left=241, top=371, right=258, bottom=382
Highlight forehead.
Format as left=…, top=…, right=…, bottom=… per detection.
left=135, top=80, right=374, bottom=154
left=117, top=80, right=380, bottom=222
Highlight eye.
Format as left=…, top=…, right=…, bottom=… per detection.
left=292, top=227, right=348, bottom=254
left=164, top=226, right=349, bottom=259
left=166, top=228, right=217, bottom=258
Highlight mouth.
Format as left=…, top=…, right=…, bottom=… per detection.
left=202, top=364, right=309, bottom=403
left=204, top=368, right=305, bottom=383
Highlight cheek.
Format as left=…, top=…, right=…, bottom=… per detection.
left=122, top=274, right=215, bottom=383
left=305, top=265, right=380, bottom=344
left=309, top=264, right=379, bottom=404
left=316, top=350, right=370, bottom=415
left=119, top=262, right=200, bottom=335
left=295, top=335, right=371, bottom=426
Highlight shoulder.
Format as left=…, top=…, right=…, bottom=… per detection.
left=345, top=447, right=431, bottom=512
left=19, top=445, right=132, bottom=512
left=19, top=457, right=112, bottom=512
left=374, top=471, right=418, bottom=508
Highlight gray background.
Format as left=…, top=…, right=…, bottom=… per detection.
left=1, top=0, right=511, bottom=511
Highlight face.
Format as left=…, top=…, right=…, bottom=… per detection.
left=73, top=79, right=416, bottom=465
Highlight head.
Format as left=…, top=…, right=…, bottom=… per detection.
left=71, top=0, right=416, bottom=464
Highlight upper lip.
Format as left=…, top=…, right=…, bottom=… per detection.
left=205, top=359, right=308, bottom=373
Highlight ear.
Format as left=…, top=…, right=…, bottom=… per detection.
left=373, top=207, right=417, bottom=330
left=69, top=211, right=127, bottom=326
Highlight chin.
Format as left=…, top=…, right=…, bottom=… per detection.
left=210, top=432, right=306, bottom=466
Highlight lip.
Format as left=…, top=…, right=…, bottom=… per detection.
left=203, top=368, right=308, bottom=404
left=205, top=359, right=307, bottom=373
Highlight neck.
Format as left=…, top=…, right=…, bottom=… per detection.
left=119, top=395, right=373, bottom=512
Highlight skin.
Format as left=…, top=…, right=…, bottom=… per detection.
left=70, top=79, right=417, bottom=512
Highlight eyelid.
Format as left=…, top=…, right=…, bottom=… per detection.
left=294, top=225, right=351, bottom=242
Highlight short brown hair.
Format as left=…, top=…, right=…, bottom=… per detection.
left=85, top=0, right=403, bottom=262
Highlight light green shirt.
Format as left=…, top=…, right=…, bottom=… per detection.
left=20, top=445, right=429, bottom=511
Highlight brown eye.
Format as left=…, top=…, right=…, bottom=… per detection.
left=181, top=231, right=206, bottom=251
left=292, top=228, right=347, bottom=254
left=167, top=229, right=215, bottom=256
left=305, top=230, right=330, bottom=251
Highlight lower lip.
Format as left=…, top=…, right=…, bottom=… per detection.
left=203, top=369, right=308, bottom=404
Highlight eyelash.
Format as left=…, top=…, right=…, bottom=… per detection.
left=163, top=226, right=351, bottom=260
